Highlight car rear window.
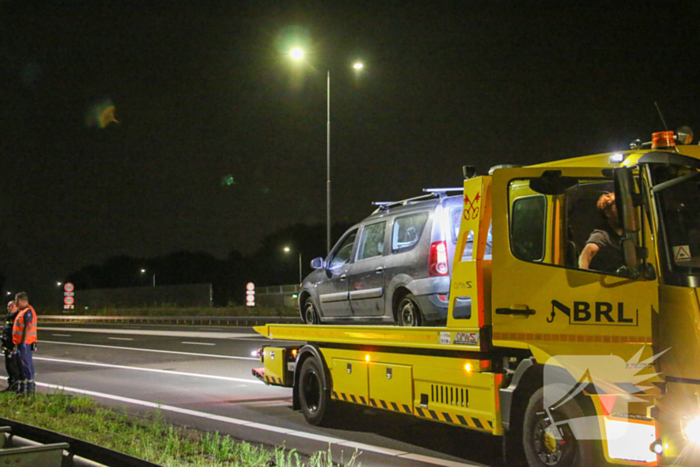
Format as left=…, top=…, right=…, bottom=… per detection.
left=450, top=207, right=463, bottom=244
left=392, top=212, right=428, bottom=253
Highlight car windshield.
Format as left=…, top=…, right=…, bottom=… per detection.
left=651, top=165, right=700, bottom=270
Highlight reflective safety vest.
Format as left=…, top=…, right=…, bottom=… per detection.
left=12, top=306, right=37, bottom=345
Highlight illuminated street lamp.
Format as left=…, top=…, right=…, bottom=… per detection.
left=56, top=282, right=62, bottom=287
left=289, top=48, right=364, bottom=253
left=140, top=269, right=155, bottom=287
left=283, top=246, right=303, bottom=284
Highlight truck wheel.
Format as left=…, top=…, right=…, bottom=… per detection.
left=303, top=298, right=319, bottom=324
left=299, top=357, right=334, bottom=426
left=397, top=294, right=422, bottom=326
left=523, top=386, right=600, bottom=467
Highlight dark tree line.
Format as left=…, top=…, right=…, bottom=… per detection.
left=65, top=222, right=352, bottom=306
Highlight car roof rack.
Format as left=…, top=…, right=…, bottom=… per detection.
left=371, top=187, right=463, bottom=213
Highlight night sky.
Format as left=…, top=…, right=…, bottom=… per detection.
left=2, top=1, right=700, bottom=304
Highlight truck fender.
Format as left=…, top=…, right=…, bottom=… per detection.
left=499, top=358, right=579, bottom=431
left=499, top=358, right=534, bottom=431
left=293, top=344, right=332, bottom=411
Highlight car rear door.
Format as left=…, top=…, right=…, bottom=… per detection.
left=348, top=221, right=388, bottom=317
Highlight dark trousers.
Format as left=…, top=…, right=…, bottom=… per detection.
left=3, top=349, right=19, bottom=386
left=16, top=345, right=34, bottom=393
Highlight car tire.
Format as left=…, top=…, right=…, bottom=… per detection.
left=303, top=298, right=319, bottom=324
left=298, top=357, right=335, bottom=426
left=397, top=294, right=422, bottom=326
left=523, top=385, right=602, bottom=467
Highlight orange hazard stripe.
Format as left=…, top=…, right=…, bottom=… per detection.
left=493, top=332, right=652, bottom=344
left=331, top=393, right=412, bottom=414
left=415, top=407, right=493, bottom=431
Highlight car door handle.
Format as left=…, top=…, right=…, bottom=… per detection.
left=340, top=274, right=347, bottom=281
left=496, top=307, right=536, bottom=316
left=375, top=267, right=384, bottom=274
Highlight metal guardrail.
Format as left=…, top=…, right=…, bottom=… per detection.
left=0, top=418, right=161, bottom=467
left=38, top=315, right=303, bottom=326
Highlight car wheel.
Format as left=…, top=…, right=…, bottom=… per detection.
left=523, top=385, right=601, bottom=467
left=397, top=294, right=422, bottom=326
left=303, top=298, right=319, bottom=324
left=298, top=357, right=335, bottom=426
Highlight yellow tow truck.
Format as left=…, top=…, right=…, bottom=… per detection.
left=254, top=128, right=700, bottom=466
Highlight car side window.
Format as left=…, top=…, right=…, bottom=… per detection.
left=329, top=230, right=357, bottom=270
left=392, top=212, right=428, bottom=253
left=357, top=222, right=387, bottom=260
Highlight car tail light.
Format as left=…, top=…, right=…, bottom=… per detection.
left=429, top=241, right=449, bottom=276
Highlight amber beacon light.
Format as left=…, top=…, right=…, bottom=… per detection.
left=652, top=130, right=676, bottom=149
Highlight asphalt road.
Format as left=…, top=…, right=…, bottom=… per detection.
left=22, top=324, right=502, bottom=467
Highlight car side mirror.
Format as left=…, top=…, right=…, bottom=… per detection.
left=311, top=257, right=325, bottom=269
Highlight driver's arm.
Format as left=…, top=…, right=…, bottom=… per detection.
left=578, top=243, right=600, bottom=269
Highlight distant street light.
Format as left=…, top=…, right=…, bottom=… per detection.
left=289, top=48, right=364, bottom=253
left=283, top=246, right=303, bottom=284
left=56, top=282, right=62, bottom=287
left=140, top=269, right=156, bottom=287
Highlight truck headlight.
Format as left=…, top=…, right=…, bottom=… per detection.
left=682, top=417, right=700, bottom=445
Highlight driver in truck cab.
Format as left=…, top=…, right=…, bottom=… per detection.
left=578, top=192, right=625, bottom=273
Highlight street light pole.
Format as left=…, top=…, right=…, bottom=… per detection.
left=289, top=50, right=363, bottom=254
left=284, top=247, right=303, bottom=284
left=298, top=252, right=303, bottom=284
left=326, top=70, right=331, bottom=254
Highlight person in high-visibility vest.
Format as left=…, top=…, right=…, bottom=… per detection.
left=12, top=292, right=36, bottom=395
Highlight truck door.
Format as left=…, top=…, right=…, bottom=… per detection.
left=317, top=229, right=357, bottom=318
left=348, top=220, right=388, bottom=317
left=490, top=166, right=659, bottom=364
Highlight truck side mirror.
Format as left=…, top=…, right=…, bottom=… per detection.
left=613, top=167, right=640, bottom=274
left=311, top=257, right=326, bottom=270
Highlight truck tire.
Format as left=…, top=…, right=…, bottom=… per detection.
left=523, top=385, right=601, bottom=467
left=298, top=357, right=334, bottom=426
left=397, top=294, right=422, bottom=326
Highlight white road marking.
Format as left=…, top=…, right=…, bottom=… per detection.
left=51, top=334, right=71, bottom=337
left=108, top=337, right=133, bottom=341
left=36, top=383, right=483, bottom=467
left=40, top=341, right=258, bottom=361
left=40, top=327, right=255, bottom=339
left=181, top=341, right=215, bottom=346
left=34, top=357, right=263, bottom=384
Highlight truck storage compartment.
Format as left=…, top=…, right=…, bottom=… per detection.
left=330, top=358, right=369, bottom=404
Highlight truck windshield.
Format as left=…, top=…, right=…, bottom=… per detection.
left=651, top=165, right=700, bottom=270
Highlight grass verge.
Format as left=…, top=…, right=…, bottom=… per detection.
left=0, top=391, right=359, bottom=466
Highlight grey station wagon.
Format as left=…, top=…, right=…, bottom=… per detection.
left=298, top=189, right=465, bottom=326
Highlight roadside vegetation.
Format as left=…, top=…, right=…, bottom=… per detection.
left=62, top=305, right=299, bottom=318
left=0, top=391, right=359, bottom=466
